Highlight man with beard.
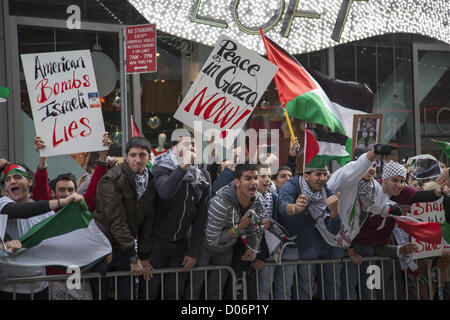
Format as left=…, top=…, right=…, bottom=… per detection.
left=278, top=165, right=342, bottom=300
left=93, top=137, right=156, bottom=300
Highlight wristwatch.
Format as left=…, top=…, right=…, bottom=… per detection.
left=130, top=255, right=139, bottom=264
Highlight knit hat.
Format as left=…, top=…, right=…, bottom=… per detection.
left=382, top=162, right=407, bottom=180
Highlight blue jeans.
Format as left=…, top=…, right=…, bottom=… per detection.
left=341, top=245, right=375, bottom=300
left=295, top=233, right=345, bottom=300
left=271, top=247, right=299, bottom=300
left=258, top=258, right=286, bottom=300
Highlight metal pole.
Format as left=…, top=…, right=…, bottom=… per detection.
left=119, top=28, right=127, bottom=157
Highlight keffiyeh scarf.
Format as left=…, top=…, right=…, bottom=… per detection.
left=135, top=166, right=149, bottom=200
left=301, top=176, right=340, bottom=248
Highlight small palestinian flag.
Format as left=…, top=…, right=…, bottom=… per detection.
left=432, top=139, right=450, bottom=159
left=131, top=115, right=142, bottom=138
left=260, top=30, right=373, bottom=168
left=0, top=86, right=9, bottom=103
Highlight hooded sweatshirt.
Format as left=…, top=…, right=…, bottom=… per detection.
left=205, top=182, right=265, bottom=253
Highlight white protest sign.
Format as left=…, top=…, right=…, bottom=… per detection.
left=410, top=197, right=445, bottom=259
left=21, top=50, right=108, bottom=157
left=174, top=35, right=278, bottom=148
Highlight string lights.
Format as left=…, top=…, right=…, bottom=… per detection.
left=127, top=0, right=449, bottom=54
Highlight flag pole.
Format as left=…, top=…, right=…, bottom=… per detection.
left=284, top=109, right=296, bottom=143
left=302, top=122, right=307, bottom=195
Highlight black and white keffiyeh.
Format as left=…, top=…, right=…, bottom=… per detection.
left=302, top=176, right=327, bottom=220
left=382, top=162, right=407, bottom=181
left=357, top=179, right=376, bottom=210
left=135, top=166, right=149, bottom=200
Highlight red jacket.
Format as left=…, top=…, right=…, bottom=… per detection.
left=32, top=163, right=108, bottom=212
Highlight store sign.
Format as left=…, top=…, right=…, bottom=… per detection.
left=174, top=35, right=277, bottom=148
left=21, top=50, right=108, bottom=157
left=126, top=24, right=157, bottom=74
left=127, top=0, right=449, bottom=55
left=410, top=198, right=447, bottom=259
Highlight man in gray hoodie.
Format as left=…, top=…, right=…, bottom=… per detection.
left=189, top=163, right=266, bottom=299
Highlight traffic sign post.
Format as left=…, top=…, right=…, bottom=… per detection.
left=125, top=24, right=157, bottom=74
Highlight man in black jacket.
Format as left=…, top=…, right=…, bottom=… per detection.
left=147, top=130, right=211, bottom=300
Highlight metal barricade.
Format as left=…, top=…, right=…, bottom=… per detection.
left=1, top=257, right=448, bottom=300
left=251, top=256, right=450, bottom=300
left=0, top=265, right=238, bottom=300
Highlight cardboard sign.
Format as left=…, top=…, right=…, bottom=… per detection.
left=174, top=35, right=278, bottom=148
left=21, top=50, right=107, bottom=157
left=126, top=24, right=157, bottom=74
left=410, top=197, right=446, bottom=259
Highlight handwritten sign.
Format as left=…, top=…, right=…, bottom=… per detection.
left=21, top=50, right=107, bottom=157
left=174, top=35, right=277, bottom=148
left=410, top=197, right=446, bottom=259
left=126, top=24, right=157, bottom=74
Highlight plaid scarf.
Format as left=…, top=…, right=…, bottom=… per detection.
left=261, top=189, right=273, bottom=219
left=135, top=166, right=149, bottom=200
left=357, top=179, right=376, bottom=210
left=300, top=176, right=342, bottom=248
left=302, top=176, right=327, bottom=220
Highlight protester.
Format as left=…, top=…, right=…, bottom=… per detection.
left=278, top=165, right=343, bottom=300
left=0, top=162, right=83, bottom=300
left=146, top=130, right=211, bottom=300
left=92, top=136, right=156, bottom=300
left=352, top=161, right=448, bottom=299
left=190, top=163, right=264, bottom=299
left=272, top=166, right=293, bottom=193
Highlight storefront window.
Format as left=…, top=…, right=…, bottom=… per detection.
left=418, top=50, right=450, bottom=166
left=335, top=34, right=414, bottom=163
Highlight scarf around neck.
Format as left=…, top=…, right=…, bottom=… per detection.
left=135, top=166, right=149, bottom=200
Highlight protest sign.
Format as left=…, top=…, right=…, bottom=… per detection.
left=174, top=35, right=278, bottom=148
left=410, top=197, right=446, bottom=259
left=21, top=50, right=107, bottom=157
left=351, top=113, right=382, bottom=160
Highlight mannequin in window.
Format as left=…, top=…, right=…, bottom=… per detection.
left=152, top=133, right=168, bottom=157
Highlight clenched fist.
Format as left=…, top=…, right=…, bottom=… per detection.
left=294, top=194, right=307, bottom=214
left=326, top=192, right=340, bottom=219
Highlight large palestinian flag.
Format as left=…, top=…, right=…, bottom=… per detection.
left=0, top=200, right=111, bottom=267
left=260, top=30, right=373, bottom=168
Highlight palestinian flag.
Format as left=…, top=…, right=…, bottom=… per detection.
left=0, top=201, right=111, bottom=267
left=304, top=126, right=320, bottom=167
left=131, top=115, right=142, bottom=137
left=0, top=86, right=9, bottom=103
left=393, top=215, right=450, bottom=247
left=432, top=139, right=450, bottom=158
left=260, top=30, right=373, bottom=168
